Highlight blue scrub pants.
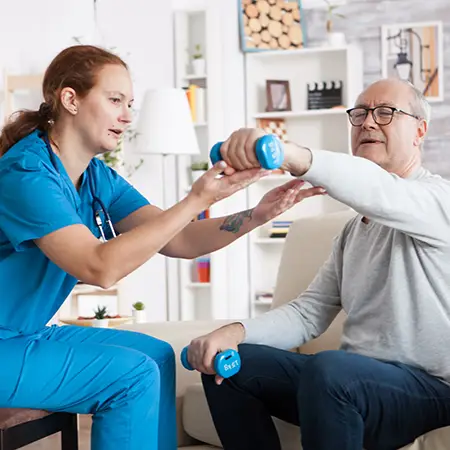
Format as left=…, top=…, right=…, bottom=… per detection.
left=0, top=325, right=176, bottom=450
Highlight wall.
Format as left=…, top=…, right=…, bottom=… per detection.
left=304, top=0, right=450, bottom=179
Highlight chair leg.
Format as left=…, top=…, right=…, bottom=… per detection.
left=61, top=414, right=78, bottom=450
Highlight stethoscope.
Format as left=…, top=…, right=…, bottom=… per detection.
left=42, top=133, right=117, bottom=242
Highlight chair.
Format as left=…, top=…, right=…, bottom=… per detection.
left=0, top=409, right=78, bottom=450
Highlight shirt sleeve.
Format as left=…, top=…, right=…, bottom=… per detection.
left=301, top=149, right=450, bottom=247
left=0, top=162, right=83, bottom=252
left=240, top=234, right=343, bottom=350
left=106, top=168, right=150, bottom=225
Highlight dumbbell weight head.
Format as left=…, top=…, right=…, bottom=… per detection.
left=255, top=134, right=284, bottom=170
left=214, top=348, right=241, bottom=378
left=180, top=346, right=241, bottom=379
left=209, top=134, right=284, bottom=170
left=180, top=346, right=193, bottom=371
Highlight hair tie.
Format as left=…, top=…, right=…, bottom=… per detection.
left=38, top=102, right=52, bottom=118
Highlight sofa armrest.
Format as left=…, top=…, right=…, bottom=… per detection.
left=118, top=319, right=234, bottom=396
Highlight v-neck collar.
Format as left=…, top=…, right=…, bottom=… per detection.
left=49, top=150, right=89, bottom=211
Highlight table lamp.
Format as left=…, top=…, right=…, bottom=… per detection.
left=134, top=88, right=201, bottom=321
left=135, top=88, right=200, bottom=157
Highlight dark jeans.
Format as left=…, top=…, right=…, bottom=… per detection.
left=201, top=344, right=450, bottom=450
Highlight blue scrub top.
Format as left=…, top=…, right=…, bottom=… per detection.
left=0, top=130, right=150, bottom=339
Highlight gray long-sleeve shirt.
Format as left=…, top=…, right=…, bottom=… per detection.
left=241, top=149, right=450, bottom=382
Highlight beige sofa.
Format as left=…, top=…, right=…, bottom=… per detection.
left=121, top=210, right=450, bottom=449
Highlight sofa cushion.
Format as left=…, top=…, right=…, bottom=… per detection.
left=399, top=426, right=450, bottom=450
left=182, top=383, right=301, bottom=449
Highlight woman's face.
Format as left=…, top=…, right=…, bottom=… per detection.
left=74, top=64, right=134, bottom=154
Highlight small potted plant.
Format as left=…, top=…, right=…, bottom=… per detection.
left=191, top=161, right=208, bottom=183
left=92, top=305, right=109, bottom=328
left=132, top=302, right=146, bottom=324
left=191, top=44, right=206, bottom=76
left=323, top=0, right=346, bottom=47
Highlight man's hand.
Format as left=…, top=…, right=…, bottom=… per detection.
left=186, top=323, right=245, bottom=385
left=218, top=128, right=313, bottom=176
left=252, top=179, right=326, bottom=226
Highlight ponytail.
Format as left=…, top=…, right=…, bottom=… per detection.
left=0, top=103, right=52, bottom=156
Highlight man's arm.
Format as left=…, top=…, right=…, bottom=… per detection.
left=239, top=237, right=343, bottom=350
left=285, top=143, right=450, bottom=247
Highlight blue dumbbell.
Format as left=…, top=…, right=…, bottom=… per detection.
left=210, top=134, right=284, bottom=170
left=180, top=346, right=241, bottom=379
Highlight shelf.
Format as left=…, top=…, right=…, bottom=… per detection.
left=71, top=283, right=118, bottom=295
left=6, top=74, right=43, bottom=91
left=247, top=46, right=351, bottom=59
left=253, top=108, right=347, bottom=120
left=194, top=122, right=208, bottom=127
left=184, top=73, right=207, bottom=80
left=253, top=299, right=273, bottom=306
left=187, top=282, right=211, bottom=288
left=253, top=238, right=286, bottom=245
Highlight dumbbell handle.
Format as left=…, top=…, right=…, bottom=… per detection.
left=180, top=346, right=241, bottom=379
left=210, top=134, right=284, bottom=170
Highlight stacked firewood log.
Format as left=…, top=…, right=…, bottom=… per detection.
left=241, top=0, right=304, bottom=50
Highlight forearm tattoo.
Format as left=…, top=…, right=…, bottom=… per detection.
left=219, top=209, right=254, bottom=234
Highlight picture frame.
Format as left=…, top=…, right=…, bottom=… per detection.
left=266, top=80, right=292, bottom=112
left=238, top=0, right=307, bottom=52
left=381, top=21, right=444, bottom=102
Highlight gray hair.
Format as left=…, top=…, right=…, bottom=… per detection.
left=401, top=79, right=431, bottom=125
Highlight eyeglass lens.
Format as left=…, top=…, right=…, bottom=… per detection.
left=349, top=107, right=394, bottom=126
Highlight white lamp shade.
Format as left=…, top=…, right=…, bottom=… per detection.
left=135, top=88, right=200, bottom=156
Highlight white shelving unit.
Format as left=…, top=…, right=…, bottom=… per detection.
left=244, top=44, right=363, bottom=317
left=173, top=5, right=228, bottom=321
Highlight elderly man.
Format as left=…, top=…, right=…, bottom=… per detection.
left=186, top=78, right=450, bottom=450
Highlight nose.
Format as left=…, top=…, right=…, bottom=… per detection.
left=361, top=109, right=378, bottom=130
left=120, top=106, right=133, bottom=124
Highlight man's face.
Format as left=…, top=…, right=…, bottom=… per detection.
left=350, top=80, right=427, bottom=174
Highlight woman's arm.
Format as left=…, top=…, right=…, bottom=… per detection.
left=116, top=205, right=256, bottom=259
left=115, top=178, right=324, bottom=259
left=36, top=194, right=207, bottom=288
left=35, top=163, right=266, bottom=288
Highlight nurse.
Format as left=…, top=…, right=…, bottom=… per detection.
left=0, top=44, right=322, bottom=450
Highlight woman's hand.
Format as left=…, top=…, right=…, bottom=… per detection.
left=189, top=161, right=270, bottom=207
left=252, top=179, right=326, bottom=226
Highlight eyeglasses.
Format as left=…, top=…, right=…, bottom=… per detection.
left=346, top=106, right=421, bottom=127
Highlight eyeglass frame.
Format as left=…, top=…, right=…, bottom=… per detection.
left=345, top=106, right=421, bottom=127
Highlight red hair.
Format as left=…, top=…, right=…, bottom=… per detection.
left=0, top=45, right=127, bottom=155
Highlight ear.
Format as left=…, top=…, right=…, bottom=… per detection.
left=60, top=87, right=78, bottom=115
left=414, top=119, right=428, bottom=147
